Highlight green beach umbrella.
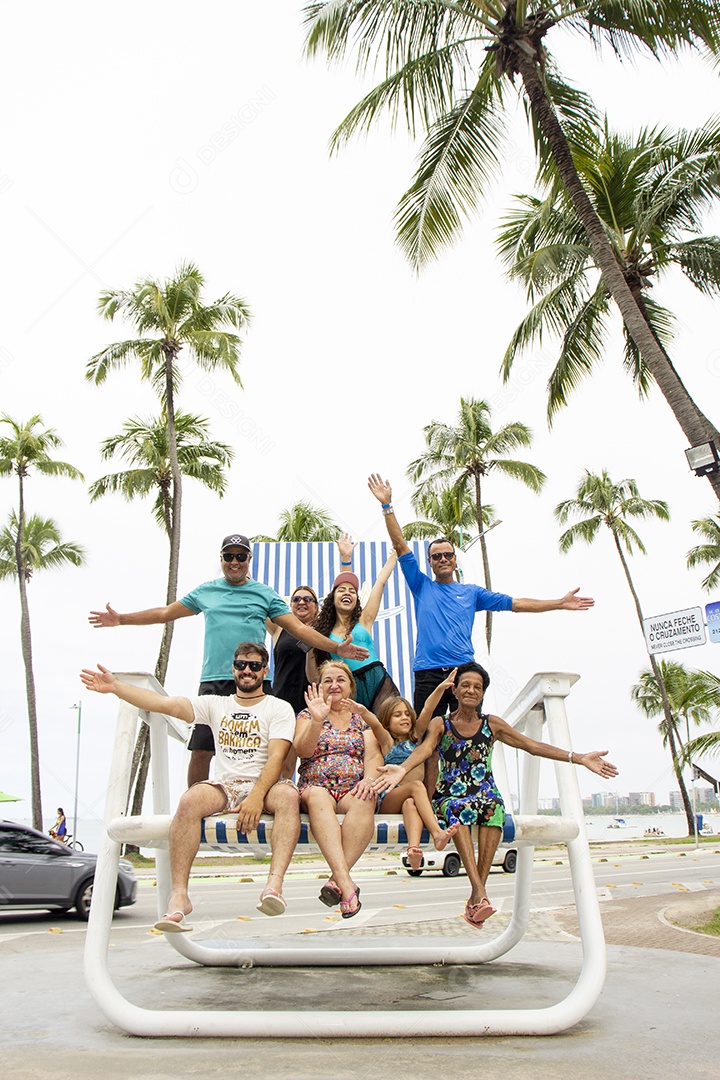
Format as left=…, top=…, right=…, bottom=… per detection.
left=0, top=792, right=23, bottom=802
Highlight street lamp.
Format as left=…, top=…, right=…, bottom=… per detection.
left=685, top=440, right=720, bottom=477
left=69, top=701, right=82, bottom=848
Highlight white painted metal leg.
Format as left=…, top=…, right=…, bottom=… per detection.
left=84, top=672, right=608, bottom=1037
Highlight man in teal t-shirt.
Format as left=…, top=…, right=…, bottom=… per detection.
left=89, top=533, right=369, bottom=783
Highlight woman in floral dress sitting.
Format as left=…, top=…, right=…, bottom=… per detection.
left=294, top=661, right=383, bottom=918
left=375, top=661, right=618, bottom=928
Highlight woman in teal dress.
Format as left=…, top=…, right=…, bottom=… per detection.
left=307, top=536, right=399, bottom=710
left=374, top=661, right=618, bottom=929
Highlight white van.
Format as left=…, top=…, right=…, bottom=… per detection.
left=401, top=843, right=517, bottom=877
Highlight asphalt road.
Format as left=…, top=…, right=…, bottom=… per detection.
left=1, top=845, right=717, bottom=944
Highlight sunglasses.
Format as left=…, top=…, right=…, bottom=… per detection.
left=223, top=552, right=250, bottom=563
left=233, top=659, right=265, bottom=672
left=292, top=595, right=316, bottom=604
left=429, top=551, right=455, bottom=562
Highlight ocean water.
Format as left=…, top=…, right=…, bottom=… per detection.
left=10, top=810, right=719, bottom=856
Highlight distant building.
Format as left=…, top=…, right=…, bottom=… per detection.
left=669, top=791, right=684, bottom=809
left=591, top=792, right=612, bottom=809
left=628, top=792, right=656, bottom=807
left=538, top=798, right=560, bottom=811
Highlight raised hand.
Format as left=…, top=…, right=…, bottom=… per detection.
left=368, top=473, right=392, bottom=505
left=560, top=588, right=594, bottom=611
left=438, top=667, right=458, bottom=693
left=304, top=683, right=331, bottom=724
left=343, top=698, right=370, bottom=719
left=336, top=533, right=357, bottom=563
left=80, top=663, right=116, bottom=694
left=88, top=602, right=120, bottom=628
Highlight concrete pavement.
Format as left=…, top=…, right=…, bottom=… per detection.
left=2, top=850, right=719, bottom=1080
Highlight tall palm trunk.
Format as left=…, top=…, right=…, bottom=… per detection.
left=612, top=532, right=695, bottom=834
left=516, top=52, right=720, bottom=503
left=126, top=356, right=183, bottom=841
left=14, top=472, right=43, bottom=829
left=473, top=471, right=494, bottom=651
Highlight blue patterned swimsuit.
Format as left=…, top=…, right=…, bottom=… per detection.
left=432, top=713, right=505, bottom=829
left=384, top=740, right=416, bottom=767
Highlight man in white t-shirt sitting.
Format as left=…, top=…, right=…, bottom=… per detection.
left=80, top=641, right=300, bottom=931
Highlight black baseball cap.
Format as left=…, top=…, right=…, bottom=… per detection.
left=220, top=534, right=251, bottom=552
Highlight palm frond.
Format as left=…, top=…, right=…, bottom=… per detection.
left=395, top=61, right=506, bottom=267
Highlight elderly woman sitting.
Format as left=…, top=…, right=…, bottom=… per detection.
left=294, top=661, right=383, bottom=918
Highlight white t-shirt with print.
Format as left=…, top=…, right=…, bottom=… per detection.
left=191, top=695, right=294, bottom=784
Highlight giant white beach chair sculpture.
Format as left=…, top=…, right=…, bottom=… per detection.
left=84, top=542, right=606, bottom=1037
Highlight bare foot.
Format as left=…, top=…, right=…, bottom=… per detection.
left=406, top=846, right=423, bottom=870
left=433, top=821, right=460, bottom=851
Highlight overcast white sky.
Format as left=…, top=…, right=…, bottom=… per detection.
left=2, top=3, right=720, bottom=827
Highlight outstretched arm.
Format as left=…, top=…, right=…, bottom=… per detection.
left=367, top=474, right=409, bottom=556
left=512, top=588, right=594, bottom=613
left=345, top=699, right=393, bottom=756
left=359, top=550, right=398, bottom=629
left=88, top=600, right=196, bottom=628
left=489, top=715, right=617, bottom=778
left=79, top=663, right=195, bottom=723
left=372, top=716, right=444, bottom=792
left=274, top=612, right=369, bottom=662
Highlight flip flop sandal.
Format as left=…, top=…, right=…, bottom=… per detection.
left=154, top=910, right=193, bottom=933
left=319, top=881, right=343, bottom=907
left=256, top=888, right=287, bottom=916
left=340, top=891, right=362, bottom=919
left=462, top=899, right=496, bottom=929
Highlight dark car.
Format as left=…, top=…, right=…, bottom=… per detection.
left=0, top=820, right=136, bottom=920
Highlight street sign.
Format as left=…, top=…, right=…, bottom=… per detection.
left=706, top=600, right=720, bottom=644
left=643, top=606, right=706, bottom=654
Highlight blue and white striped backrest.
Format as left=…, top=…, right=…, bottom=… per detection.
left=251, top=539, right=427, bottom=701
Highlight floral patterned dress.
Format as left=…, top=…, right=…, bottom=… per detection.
left=297, top=711, right=368, bottom=801
left=432, top=713, right=505, bottom=829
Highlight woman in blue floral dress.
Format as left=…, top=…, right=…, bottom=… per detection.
left=375, top=662, right=618, bottom=929
left=433, top=710, right=505, bottom=833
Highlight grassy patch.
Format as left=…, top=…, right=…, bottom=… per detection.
left=691, top=906, right=720, bottom=937
left=122, top=852, right=155, bottom=867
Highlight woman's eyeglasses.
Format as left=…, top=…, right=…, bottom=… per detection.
left=223, top=552, right=250, bottom=563
left=233, top=659, right=265, bottom=672
left=292, top=595, right=316, bottom=604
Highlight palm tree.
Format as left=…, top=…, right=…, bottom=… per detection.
left=631, top=662, right=720, bottom=832
left=686, top=513, right=720, bottom=591
left=86, top=262, right=251, bottom=638
left=554, top=469, right=698, bottom=833
left=251, top=500, right=342, bottom=542
left=89, top=410, right=234, bottom=677
left=88, top=411, right=233, bottom=835
left=498, top=119, right=720, bottom=449
left=681, top=671, right=720, bottom=763
left=0, top=414, right=84, bottom=829
left=304, top=2, right=720, bottom=499
left=407, top=397, right=545, bottom=648
left=403, top=485, right=494, bottom=550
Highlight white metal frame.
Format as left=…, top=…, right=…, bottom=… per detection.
left=84, top=671, right=606, bottom=1037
